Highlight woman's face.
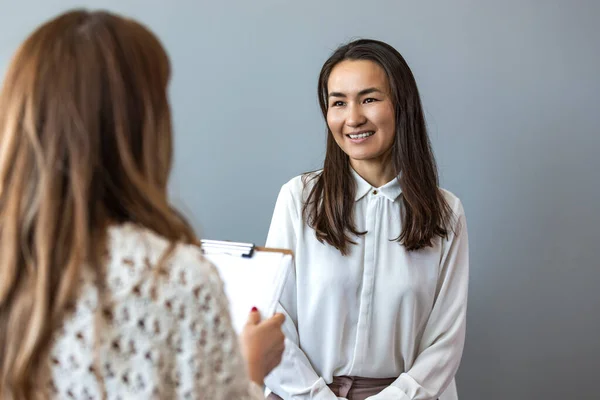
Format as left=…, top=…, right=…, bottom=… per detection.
left=326, top=59, right=396, bottom=170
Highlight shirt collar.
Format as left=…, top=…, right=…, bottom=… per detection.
left=351, top=167, right=403, bottom=202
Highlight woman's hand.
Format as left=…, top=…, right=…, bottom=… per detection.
left=239, top=307, right=286, bottom=386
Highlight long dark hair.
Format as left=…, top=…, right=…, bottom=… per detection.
left=303, top=38, right=452, bottom=254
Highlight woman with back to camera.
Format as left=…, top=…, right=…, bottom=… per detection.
left=264, top=39, right=469, bottom=400
left=0, top=9, right=284, bottom=400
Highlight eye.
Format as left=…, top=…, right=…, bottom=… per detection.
left=363, top=98, right=378, bottom=104
left=331, top=100, right=346, bottom=107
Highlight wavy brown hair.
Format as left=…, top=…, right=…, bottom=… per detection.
left=0, top=10, right=196, bottom=399
left=304, top=39, right=452, bottom=254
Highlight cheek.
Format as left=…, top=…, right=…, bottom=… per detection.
left=326, top=112, right=343, bottom=134
left=375, top=107, right=396, bottom=137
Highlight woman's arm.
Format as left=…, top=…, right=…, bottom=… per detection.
left=367, top=200, right=469, bottom=400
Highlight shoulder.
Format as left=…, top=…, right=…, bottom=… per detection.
left=106, top=223, right=220, bottom=297
left=106, top=224, right=228, bottom=347
left=438, top=188, right=467, bottom=238
left=278, top=170, right=322, bottom=203
left=439, top=188, right=464, bottom=216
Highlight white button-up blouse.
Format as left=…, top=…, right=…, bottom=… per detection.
left=264, top=170, right=469, bottom=400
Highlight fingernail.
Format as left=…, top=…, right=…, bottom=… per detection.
left=251, top=306, right=258, bottom=312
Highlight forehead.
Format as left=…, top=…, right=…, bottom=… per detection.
left=327, top=59, right=389, bottom=93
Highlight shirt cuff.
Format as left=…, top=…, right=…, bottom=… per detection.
left=284, top=377, right=339, bottom=400
left=248, top=381, right=266, bottom=399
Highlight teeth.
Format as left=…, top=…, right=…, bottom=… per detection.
left=349, top=131, right=374, bottom=139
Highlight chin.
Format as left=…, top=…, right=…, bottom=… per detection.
left=348, top=153, right=377, bottom=161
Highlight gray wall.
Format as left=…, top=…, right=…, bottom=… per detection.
left=1, top=1, right=599, bottom=399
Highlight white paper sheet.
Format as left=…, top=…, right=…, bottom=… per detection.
left=204, top=251, right=292, bottom=333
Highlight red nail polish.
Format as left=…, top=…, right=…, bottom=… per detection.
left=251, top=306, right=258, bottom=312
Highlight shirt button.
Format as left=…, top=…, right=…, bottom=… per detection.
left=372, top=190, right=378, bottom=195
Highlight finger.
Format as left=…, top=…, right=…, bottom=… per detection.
left=246, top=306, right=261, bottom=326
left=265, top=312, right=285, bottom=327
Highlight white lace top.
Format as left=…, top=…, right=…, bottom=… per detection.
left=42, top=223, right=264, bottom=399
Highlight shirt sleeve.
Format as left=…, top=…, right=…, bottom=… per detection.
left=264, top=183, right=339, bottom=400
left=367, top=200, right=470, bottom=400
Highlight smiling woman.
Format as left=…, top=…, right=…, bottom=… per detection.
left=310, top=39, right=454, bottom=255
left=264, top=39, right=469, bottom=400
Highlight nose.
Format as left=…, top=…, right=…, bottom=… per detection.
left=345, top=103, right=367, bottom=128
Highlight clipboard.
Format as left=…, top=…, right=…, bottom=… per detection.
left=201, top=239, right=293, bottom=334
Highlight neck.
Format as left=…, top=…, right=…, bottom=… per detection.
left=350, top=154, right=396, bottom=188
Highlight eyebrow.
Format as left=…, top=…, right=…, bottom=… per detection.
left=328, top=87, right=384, bottom=98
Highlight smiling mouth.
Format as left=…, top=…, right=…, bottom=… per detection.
left=347, top=131, right=375, bottom=139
